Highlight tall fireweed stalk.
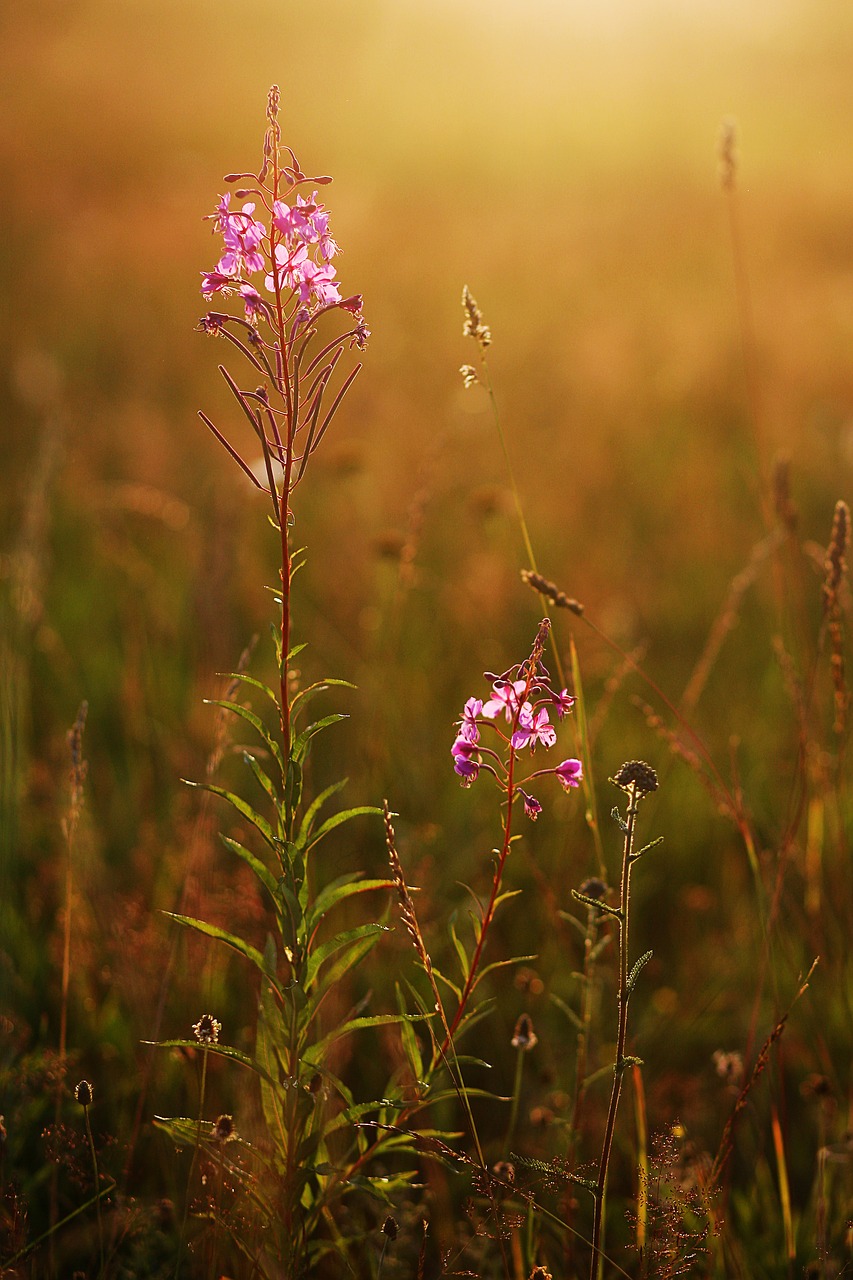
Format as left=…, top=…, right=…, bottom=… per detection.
left=150, top=90, right=436, bottom=1280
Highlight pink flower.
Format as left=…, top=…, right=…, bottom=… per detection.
left=457, top=697, right=483, bottom=743
left=218, top=202, right=266, bottom=277
left=516, top=788, right=543, bottom=820
left=239, top=283, right=265, bottom=322
left=451, top=736, right=480, bottom=786
left=294, top=258, right=341, bottom=307
left=554, top=758, right=584, bottom=791
left=511, top=705, right=557, bottom=752
left=272, top=198, right=311, bottom=239
left=551, top=688, right=576, bottom=718
left=482, top=679, right=527, bottom=722
left=201, top=270, right=234, bottom=298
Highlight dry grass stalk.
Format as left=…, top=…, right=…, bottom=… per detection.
left=822, top=500, right=849, bottom=735
left=520, top=569, right=585, bottom=616
left=680, top=528, right=785, bottom=715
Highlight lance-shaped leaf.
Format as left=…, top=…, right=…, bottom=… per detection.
left=162, top=912, right=283, bottom=996
left=306, top=874, right=393, bottom=935
left=220, top=834, right=278, bottom=902
left=304, top=922, right=389, bottom=990
left=203, top=698, right=285, bottom=779
left=291, top=713, right=348, bottom=765
left=183, top=779, right=276, bottom=849
left=147, top=1041, right=279, bottom=1089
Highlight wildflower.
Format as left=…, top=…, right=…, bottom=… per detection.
left=511, top=705, right=556, bottom=752
left=192, top=1013, right=221, bottom=1045
left=457, top=697, right=483, bottom=743
left=74, top=1080, right=93, bottom=1106
left=293, top=257, right=341, bottom=307
left=482, top=679, right=527, bottom=722
left=201, top=270, right=234, bottom=299
left=218, top=202, right=266, bottom=276
left=512, top=1012, right=538, bottom=1051
left=550, top=687, right=575, bottom=718
left=239, top=283, right=265, bottom=322
left=554, top=758, right=583, bottom=790
left=381, top=1215, right=398, bottom=1241
left=516, top=788, right=542, bottom=821
left=460, top=364, right=479, bottom=389
left=451, top=736, right=480, bottom=786
left=198, top=312, right=227, bottom=335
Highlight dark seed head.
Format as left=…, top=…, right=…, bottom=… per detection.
left=74, top=1080, right=93, bottom=1107
left=612, top=760, right=658, bottom=795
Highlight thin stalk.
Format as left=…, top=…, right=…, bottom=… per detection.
left=176, top=1046, right=210, bottom=1280
left=504, top=1045, right=526, bottom=1157
left=81, top=1099, right=105, bottom=1278
left=590, top=781, right=641, bottom=1280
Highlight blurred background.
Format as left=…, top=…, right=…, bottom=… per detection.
left=2, top=0, right=852, bottom=1264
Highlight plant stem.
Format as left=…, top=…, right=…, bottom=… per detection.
left=590, top=782, right=640, bottom=1280
left=82, top=1101, right=105, bottom=1278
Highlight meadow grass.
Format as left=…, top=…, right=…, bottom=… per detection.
left=1, top=35, right=852, bottom=1279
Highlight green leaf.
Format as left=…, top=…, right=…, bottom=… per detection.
left=223, top=670, right=280, bottom=711
left=306, top=1013, right=431, bottom=1067
left=396, top=983, right=423, bottom=1081
left=290, top=677, right=356, bottom=723
left=203, top=699, right=284, bottom=778
left=146, top=1042, right=279, bottom=1088
left=183, top=779, right=276, bottom=849
left=549, top=991, right=582, bottom=1031
left=473, top=953, right=538, bottom=987
left=295, top=778, right=349, bottom=850
left=304, top=929, right=388, bottom=1024
left=304, top=805, right=383, bottom=854
left=162, top=912, right=280, bottom=989
left=305, top=923, right=389, bottom=989
left=307, top=875, right=393, bottom=934
left=448, top=914, right=470, bottom=983
left=292, top=713, right=348, bottom=764
left=243, top=750, right=281, bottom=809
left=220, top=834, right=278, bottom=901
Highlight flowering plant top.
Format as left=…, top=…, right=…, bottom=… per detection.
left=451, top=619, right=583, bottom=818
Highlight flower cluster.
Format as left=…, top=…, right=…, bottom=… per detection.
left=201, top=187, right=353, bottom=325
left=450, top=643, right=583, bottom=817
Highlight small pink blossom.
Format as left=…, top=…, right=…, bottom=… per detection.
left=482, top=679, right=528, bottom=722
left=451, top=736, right=480, bottom=786
left=294, top=258, right=341, bottom=307
left=458, top=697, right=483, bottom=743
left=551, top=688, right=576, bottom=718
left=201, top=270, right=234, bottom=298
left=239, top=283, right=265, bottom=322
left=511, top=705, right=557, bottom=752
left=517, top=788, right=543, bottom=820
left=554, top=758, right=584, bottom=791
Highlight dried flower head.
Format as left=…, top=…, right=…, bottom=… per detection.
left=192, top=1014, right=222, bottom=1045
left=461, top=285, right=491, bottom=350
left=511, top=1013, right=538, bottom=1052
left=212, top=1114, right=236, bottom=1143
left=382, top=1215, right=398, bottom=1241
left=520, top=569, right=585, bottom=616
left=460, top=363, right=479, bottom=390
left=528, top=1267, right=553, bottom=1280
left=578, top=877, right=609, bottom=902
left=612, top=760, right=658, bottom=795
left=74, top=1080, right=93, bottom=1107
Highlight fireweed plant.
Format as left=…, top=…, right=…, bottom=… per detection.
left=150, top=89, right=433, bottom=1279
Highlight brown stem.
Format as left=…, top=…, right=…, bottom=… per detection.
left=590, top=784, right=639, bottom=1280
